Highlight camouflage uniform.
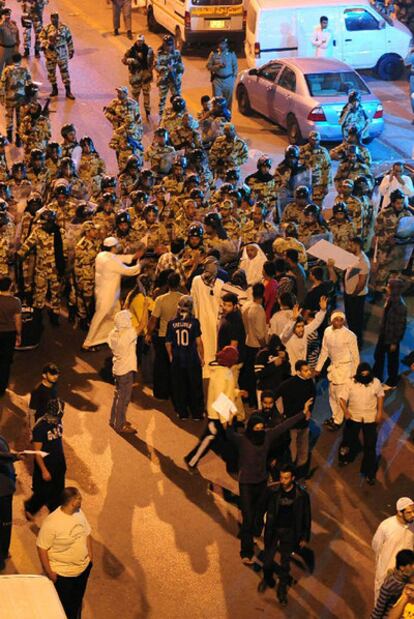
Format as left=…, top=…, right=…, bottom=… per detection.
left=154, top=47, right=184, bottom=115
left=299, top=143, right=332, bottom=205
left=20, top=110, right=51, bottom=153
left=45, top=155, right=60, bottom=178
left=144, top=142, right=176, bottom=176
left=135, top=221, right=169, bottom=250
left=46, top=197, right=78, bottom=226
left=204, top=235, right=238, bottom=264
left=180, top=245, right=205, bottom=280
left=336, top=194, right=364, bottom=237
left=122, top=42, right=154, bottom=115
left=78, top=152, right=106, bottom=198
left=334, top=160, right=373, bottom=190
left=93, top=211, right=116, bottom=238
left=272, top=236, right=307, bottom=267
left=281, top=201, right=305, bottom=226
left=0, top=63, right=32, bottom=139
left=19, top=210, right=37, bottom=292
left=241, top=219, right=277, bottom=245
left=26, top=166, right=50, bottom=199
left=109, top=120, right=144, bottom=172
left=373, top=205, right=411, bottom=291
left=169, top=121, right=202, bottom=152
left=221, top=215, right=241, bottom=241
left=328, top=219, right=356, bottom=250
left=339, top=104, right=368, bottom=138
left=72, top=233, right=100, bottom=320
left=119, top=171, right=140, bottom=200
left=0, top=220, right=15, bottom=277
left=209, top=135, right=248, bottom=179
left=104, top=95, right=142, bottom=131
left=116, top=228, right=142, bottom=254
left=18, top=225, right=65, bottom=311
left=297, top=221, right=328, bottom=246
left=21, top=0, right=48, bottom=55
left=39, top=21, right=74, bottom=88
left=330, top=141, right=372, bottom=167
left=245, top=174, right=277, bottom=211
left=0, top=154, right=9, bottom=182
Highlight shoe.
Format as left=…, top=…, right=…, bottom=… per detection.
left=15, top=135, right=22, bottom=148
left=326, top=420, right=341, bottom=432
left=177, top=414, right=189, bottom=420
left=258, top=578, right=275, bottom=593
left=241, top=556, right=255, bottom=565
left=24, top=48, right=30, bottom=57
left=277, top=585, right=288, bottom=606
left=366, top=477, right=376, bottom=486
left=68, top=305, right=77, bottom=324
left=65, top=86, right=75, bottom=100
left=323, top=418, right=334, bottom=426
left=117, top=424, right=137, bottom=434
left=114, top=28, right=119, bottom=36
left=127, top=30, right=133, bottom=39
left=184, top=455, right=196, bottom=472
left=81, top=345, right=101, bottom=352
left=6, top=129, right=12, bottom=143
left=50, top=85, right=58, bottom=97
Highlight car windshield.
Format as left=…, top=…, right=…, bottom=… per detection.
left=305, top=71, right=370, bottom=97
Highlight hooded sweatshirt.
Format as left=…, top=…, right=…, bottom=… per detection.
left=108, top=310, right=137, bottom=376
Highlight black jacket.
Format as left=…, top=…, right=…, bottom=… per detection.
left=263, top=483, right=311, bottom=547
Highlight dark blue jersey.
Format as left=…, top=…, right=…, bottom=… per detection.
left=166, top=317, right=202, bottom=367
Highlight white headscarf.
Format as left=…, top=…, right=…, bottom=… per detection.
left=239, top=244, right=267, bottom=285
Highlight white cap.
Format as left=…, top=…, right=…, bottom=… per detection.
left=103, top=236, right=118, bottom=248
left=396, top=497, right=414, bottom=512
left=331, top=311, right=345, bottom=322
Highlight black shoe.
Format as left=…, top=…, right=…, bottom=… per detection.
left=258, top=578, right=275, bottom=593
left=366, top=477, right=376, bottom=486
left=6, top=129, right=12, bottom=143
left=24, top=48, right=30, bottom=57
left=65, top=86, right=75, bottom=100
left=183, top=455, right=197, bottom=472
left=68, top=305, right=77, bottom=324
left=114, top=28, right=119, bottom=36
left=15, top=135, right=22, bottom=148
left=50, top=85, right=58, bottom=97
left=127, top=30, right=133, bottom=39
left=277, top=585, right=288, bottom=606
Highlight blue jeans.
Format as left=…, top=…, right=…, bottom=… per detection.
left=110, top=371, right=134, bottom=429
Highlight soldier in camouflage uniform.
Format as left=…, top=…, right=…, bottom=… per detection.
left=335, top=179, right=365, bottom=237
left=219, top=198, right=241, bottom=241
left=272, top=222, right=308, bottom=267
left=330, top=125, right=372, bottom=167
left=54, top=157, right=88, bottom=201
left=209, top=123, right=248, bottom=181
left=60, top=123, right=79, bottom=161
left=127, top=190, right=148, bottom=230
left=274, top=145, right=309, bottom=215
left=45, top=182, right=78, bottom=228
left=0, top=135, right=9, bottom=181
left=203, top=211, right=238, bottom=264
left=373, top=189, right=412, bottom=292
left=7, top=162, right=32, bottom=217
left=78, top=136, right=106, bottom=198
left=328, top=202, right=356, bottom=250
left=45, top=141, right=62, bottom=178
left=157, top=156, right=187, bottom=215
left=122, top=35, right=154, bottom=119
left=245, top=155, right=277, bottom=212
left=119, top=155, right=141, bottom=202
left=353, top=174, right=374, bottom=246
left=181, top=223, right=206, bottom=282
left=114, top=211, right=142, bottom=254
left=72, top=220, right=101, bottom=329
left=104, top=86, right=143, bottom=132
left=169, top=112, right=202, bottom=153
left=19, top=98, right=51, bottom=154
left=299, top=131, right=332, bottom=205
left=93, top=192, right=117, bottom=238
left=17, top=209, right=66, bottom=322
left=18, top=193, right=43, bottom=299
left=160, top=95, right=186, bottom=138
left=241, top=202, right=277, bottom=245
left=39, top=12, right=75, bottom=99
left=110, top=117, right=144, bottom=172
left=173, top=198, right=202, bottom=239
left=135, top=204, right=169, bottom=252
left=0, top=207, right=15, bottom=277
left=26, top=149, right=50, bottom=199
left=298, top=203, right=331, bottom=247
left=339, top=90, right=369, bottom=139
left=144, top=127, right=176, bottom=177
left=334, top=145, right=373, bottom=191
left=155, top=35, right=184, bottom=116
left=0, top=52, right=32, bottom=147
left=20, top=0, right=48, bottom=58
left=281, top=185, right=310, bottom=226
left=187, top=149, right=214, bottom=195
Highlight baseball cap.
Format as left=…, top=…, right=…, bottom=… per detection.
left=103, top=236, right=119, bottom=248
left=215, top=345, right=239, bottom=368
left=396, top=497, right=414, bottom=512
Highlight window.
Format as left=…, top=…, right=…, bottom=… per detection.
left=277, top=67, right=296, bottom=92
left=305, top=71, right=370, bottom=97
left=258, top=63, right=282, bottom=83
left=247, top=7, right=256, bottom=34
left=344, top=8, right=380, bottom=31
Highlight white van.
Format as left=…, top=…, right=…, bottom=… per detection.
left=146, top=0, right=245, bottom=53
left=245, top=0, right=412, bottom=79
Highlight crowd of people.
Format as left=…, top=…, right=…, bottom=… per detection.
left=0, top=1, right=413, bottom=617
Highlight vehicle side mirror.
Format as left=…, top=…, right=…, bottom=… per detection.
left=378, top=19, right=386, bottom=29
left=249, top=68, right=258, bottom=76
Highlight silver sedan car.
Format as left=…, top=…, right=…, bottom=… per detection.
left=236, top=57, right=384, bottom=143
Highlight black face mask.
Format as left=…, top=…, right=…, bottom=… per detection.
left=246, top=429, right=266, bottom=446
left=356, top=373, right=374, bottom=385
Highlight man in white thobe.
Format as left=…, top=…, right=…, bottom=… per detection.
left=315, top=310, right=359, bottom=430
left=191, top=259, right=223, bottom=377
left=311, top=16, right=333, bottom=58
left=82, top=237, right=144, bottom=351
left=372, top=497, right=414, bottom=601
left=378, top=161, right=414, bottom=209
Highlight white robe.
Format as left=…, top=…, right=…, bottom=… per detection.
left=84, top=252, right=141, bottom=347
left=372, top=515, right=414, bottom=601
left=238, top=244, right=267, bottom=286
left=311, top=26, right=333, bottom=58
left=191, top=275, right=223, bottom=377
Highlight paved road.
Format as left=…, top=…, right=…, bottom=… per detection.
left=1, top=2, right=414, bottom=618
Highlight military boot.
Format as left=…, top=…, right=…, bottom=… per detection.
left=50, top=84, right=58, bottom=97
left=24, top=47, right=30, bottom=57
left=6, top=128, right=12, bottom=143
left=65, top=84, right=75, bottom=100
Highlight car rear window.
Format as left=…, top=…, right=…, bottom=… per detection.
left=305, top=71, right=370, bottom=97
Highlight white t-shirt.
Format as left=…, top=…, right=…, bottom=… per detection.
left=37, top=508, right=91, bottom=577
left=344, top=252, right=370, bottom=296
left=342, top=377, right=384, bottom=422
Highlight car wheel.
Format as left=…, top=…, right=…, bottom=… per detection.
left=286, top=114, right=304, bottom=145
left=237, top=85, right=253, bottom=116
left=147, top=7, right=161, bottom=33
left=175, top=28, right=188, bottom=55
left=375, top=54, right=404, bottom=81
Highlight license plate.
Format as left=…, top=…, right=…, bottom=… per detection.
left=209, top=20, right=225, bottom=28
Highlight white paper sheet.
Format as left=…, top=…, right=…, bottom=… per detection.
left=212, top=393, right=237, bottom=421
left=307, top=239, right=359, bottom=271
left=22, top=450, right=49, bottom=458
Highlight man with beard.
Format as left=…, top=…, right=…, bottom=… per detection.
left=372, top=498, right=414, bottom=601
left=245, top=155, right=276, bottom=211
left=339, top=362, right=384, bottom=485
left=226, top=408, right=311, bottom=567
left=258, top=463, right=312, bottom=606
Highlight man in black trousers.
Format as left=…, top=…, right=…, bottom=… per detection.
left=258, top=464, right=312, bottom=606
left=0, top=277, right=22, bottom=396
left=0, top=435, right=22, bottom=570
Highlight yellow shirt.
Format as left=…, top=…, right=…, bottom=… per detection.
left=125, top=293, right=154, bottom=335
